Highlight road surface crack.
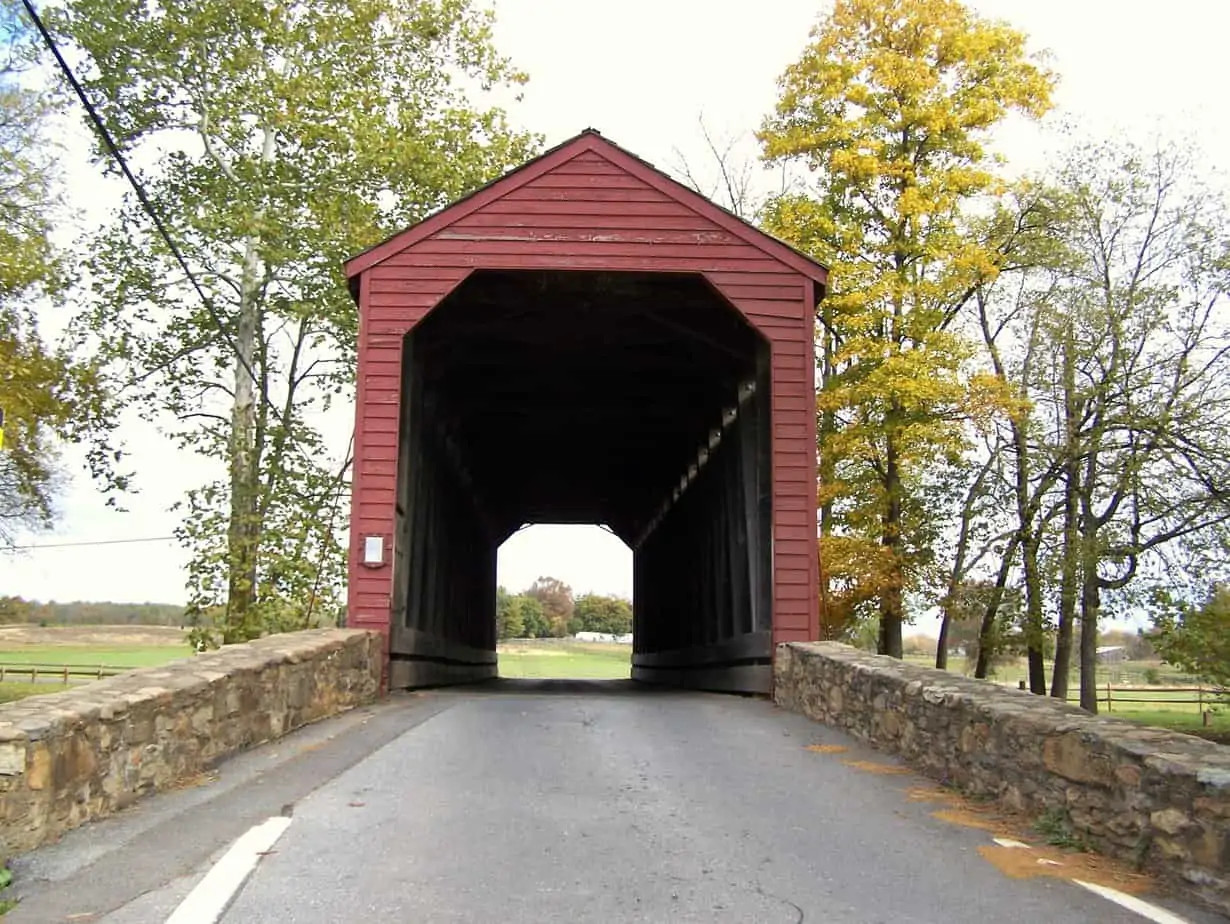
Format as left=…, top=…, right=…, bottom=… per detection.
left=754, top=883, right=804, bottom=923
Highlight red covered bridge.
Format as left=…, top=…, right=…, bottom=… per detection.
left=343, top=129, right=826, bottom=693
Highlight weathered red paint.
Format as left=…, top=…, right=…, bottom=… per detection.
left=345, top=129, right=825, bottom=652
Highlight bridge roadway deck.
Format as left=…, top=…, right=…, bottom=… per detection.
left=8, top=681, right=1221, bottom=924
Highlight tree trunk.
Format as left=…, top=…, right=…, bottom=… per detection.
left=879, top=431, right=904, bottom=659
left=1009, top=346, right=1046, bottom=694
left=1051, top=322, right=1080, bottom=700
left=1021, top=533, right=1046, bottom=694
left=1079, top=554, right=1100, bottom=712
left=973, top=534, right=1019, bottom=679
left=225, top=268, right=260, bottom=643
left=223, top=126, right=275, bottom=644
left=935, top=605, right=951, bottom=670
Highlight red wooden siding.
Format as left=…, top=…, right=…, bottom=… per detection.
left=347, top=131, right=822, bottom=648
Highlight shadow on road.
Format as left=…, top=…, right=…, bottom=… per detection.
left=432, top=677, right=766, bottom=699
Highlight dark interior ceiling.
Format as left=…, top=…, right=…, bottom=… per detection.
left=409, top=269, right=765, bottom=544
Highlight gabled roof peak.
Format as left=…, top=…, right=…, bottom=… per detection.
left=344, top=129, right=829, bottom=285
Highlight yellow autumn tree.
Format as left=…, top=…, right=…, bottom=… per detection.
left=758, top=0, right=1054, bottom=656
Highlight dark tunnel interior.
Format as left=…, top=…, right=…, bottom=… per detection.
left=389, top=269, right=775, bottom=692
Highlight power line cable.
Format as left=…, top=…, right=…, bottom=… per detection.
left=20, top=2, right=356, bottom=522
left=19, top=0, right=268, bottom=408
left=7, top=535, right=176, bottom=551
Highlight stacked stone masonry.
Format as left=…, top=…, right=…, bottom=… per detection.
left=774, top=641, right=1230, bottom=915
left=0, top=628, right=382, bottom=856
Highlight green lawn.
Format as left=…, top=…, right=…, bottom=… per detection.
left=903, top=653, right=1227, bottom=742
left=0, top=646, right=194, bottom=669
left=1111, top=706, right=1230, bottom=740
left=0, top=645, right=196, bottom=702
left=0, top=682, right=54, bottom=704
left=498, top=641, right=631, bottom=679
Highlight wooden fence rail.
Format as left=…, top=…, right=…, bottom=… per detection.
left=1049, top=684, right=1226, bottom=725
left=0, top=662, right=129, bottom=685
left=1088, top=684, right=1224, bottom=712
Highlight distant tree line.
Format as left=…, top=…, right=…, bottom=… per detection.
left=0, top=596, right=185, bottom=626
left=496, top=577, right=632, bottom=640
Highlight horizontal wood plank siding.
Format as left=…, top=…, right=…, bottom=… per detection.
left=348, top=143, right=821, bottom=650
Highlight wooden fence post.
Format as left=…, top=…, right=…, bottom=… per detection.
left=1106, top=681, right=1113, bottom=713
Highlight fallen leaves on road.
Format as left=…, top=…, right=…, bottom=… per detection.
left=911, top=786, right=1156, bottom=895
left=841, top=759, right=911, bottom=775
left=167, top=770, right=218, bottom=792
left=978, top=843, right=1152, bottom=894
left=810, top=758, right=1160, bottom=898
left=804, top=744, right=848, bottom=754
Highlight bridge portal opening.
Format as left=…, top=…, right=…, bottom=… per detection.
left=387, top=269, right=774, bottom=691
left=496, top=523, right=634, bottom=679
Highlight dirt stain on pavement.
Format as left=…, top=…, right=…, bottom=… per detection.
left=841, top=759, right=911, bottom=775
left=930, top=808, right=1006, bottom=833
left=906, top=787, right=1013, bottom=834
left=977, top=843, right=1152, bottom=894
left=906, top=785, right=962, bottom=805
left=167, top=770, right=218, bottom=792
left=910, top=785, right=1157, bottom=895
left=799, top=747, right=1162, bottom=899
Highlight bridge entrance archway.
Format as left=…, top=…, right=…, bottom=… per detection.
left=344, top=130, right=826, bottom=693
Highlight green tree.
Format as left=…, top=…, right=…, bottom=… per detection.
left=1152, top=585, right=1230, bottom=689
left=943, top=580, right=1023, bottom=676
left=517, top=595, right=549, bottom=640
left=570, top=593, right=632, bottom=636
left=1030, top=141, right=1230, bottom=710
left=495, top=586, right=525, bottom=640
left=758, top=0, right=1054, bottom=657
left=49, top=0, right=539, bottom=645
left=1, top=7, right=121, bottom=548
left=0, top=595, right=29, bottom=624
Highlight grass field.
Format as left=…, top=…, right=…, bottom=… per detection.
left=0, top=682, right=53, bottom=704
left=0, top=646, right=194, bottom=669
left=0, top=626, right=194, bottom=701
left=497, top=641, right=631, bottom=679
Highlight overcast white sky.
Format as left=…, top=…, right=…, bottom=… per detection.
left=2, top=0, right=1228, bottom=625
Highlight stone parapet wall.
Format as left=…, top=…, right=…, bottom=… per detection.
left=0, top=628, right=382, bottom=856
left=775, top=641, right=1230, bottom=915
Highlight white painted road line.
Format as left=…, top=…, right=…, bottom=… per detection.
left=1075, top=880, right=1194, bottom=924
left=165, top=816, right=293, bottom=924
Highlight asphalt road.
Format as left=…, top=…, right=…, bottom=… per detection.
left=9, top=681, right=1222, bottom=923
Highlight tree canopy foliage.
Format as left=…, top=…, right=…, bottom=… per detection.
left=758, top=0, right=1228, bottom=712
left=43, top=0, right=539, bottom=644
left=1151, top=585, right=1230, bottom=689
left=758, top=0, right=1055, bottom=657
left=0, top=3, right=122, bottom=549
left=496, top=580, right=631, bottom=640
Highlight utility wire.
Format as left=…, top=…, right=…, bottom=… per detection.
left=8, top=535, right=177, bottom=551
left=20, top=0, right=268, bottom=408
